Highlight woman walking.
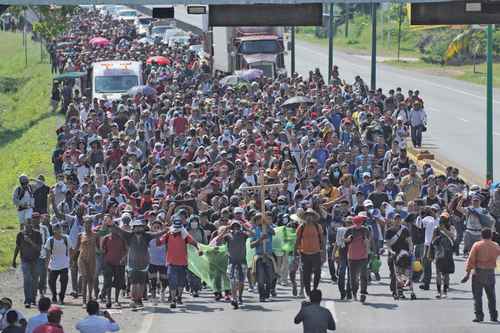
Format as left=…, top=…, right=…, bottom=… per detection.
left=76, top=219, right=97, bottom=306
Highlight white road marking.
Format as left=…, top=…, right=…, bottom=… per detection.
left=494, top=132, right=500, bottom=136
left=138, top=309, right=155, bottom=333
left=324, top=300, right=338, bottom=324
left=457, top=117, right=469, bottom=123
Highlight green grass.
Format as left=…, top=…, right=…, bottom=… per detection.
left=296, top=13, right=422, bottom=59
left=0, top=31, right=61, bottom=271
left=387, top=60, right=500, bottom=87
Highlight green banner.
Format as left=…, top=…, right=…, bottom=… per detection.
left=188, top=227, right=296, bottom=291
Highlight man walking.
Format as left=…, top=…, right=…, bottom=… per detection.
left=344, top=215, right=370, bottom=303
left=12, top=175, right=34, bottom=227
left=157, top=216, right=202, bottom=309
left=250, top=213, right=276, bottom=302
left=294, top=209, right=324, bottom=298
left=44, top=224, right=70, bottom=305
left=409, top=101, right=427, bottom=148
left=12, top=221, right=43, bottom=308
left=462, top=228, right=500, bottom=323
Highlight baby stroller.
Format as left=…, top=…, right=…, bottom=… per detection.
left=391, top=249, right=416, bottom=300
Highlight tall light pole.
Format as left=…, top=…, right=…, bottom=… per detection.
left=291, top=26, right=295, bottom=75
left=328, top=3, right=334, bottom=83
left=486, top=24, right=494, bottom=183
left=370, top=2, right=377, bottom=90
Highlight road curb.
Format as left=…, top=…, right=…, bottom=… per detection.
left=406, top=144, right=483, bottom=186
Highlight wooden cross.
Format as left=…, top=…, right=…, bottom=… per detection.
left=239, top=169, right=284, bottom=254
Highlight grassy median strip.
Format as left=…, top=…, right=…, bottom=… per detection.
left=0, top=31, right=61, bottom=271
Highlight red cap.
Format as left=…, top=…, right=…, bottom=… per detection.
left=48, top=305, right=63, bottom=315
left=352, top=216, right=366, bottom=225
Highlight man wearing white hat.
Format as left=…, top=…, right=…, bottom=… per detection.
left=111, top=217, right=165, bottom=310
left=157, top=215, right=203, bottom=309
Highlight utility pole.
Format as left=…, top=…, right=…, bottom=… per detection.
left=291, top=26, right=295, bottom=75
left=23, top=9, right=27, bottom=67
left=486, top=24, right=494, bottom=183
left=345, top=4, right=349, bottom=38
left=370, top=2, right=377, bottom=90
left=328, top=3, right=334, bottom=83
left=397, top=3, right=403, bottom=63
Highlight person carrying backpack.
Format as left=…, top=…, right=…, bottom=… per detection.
left=293, top=209, right=324, bottom=298
left=431, top=212, right=456, bottom=299
left=44, top=224, right=70, bottom=305
left=12, top=174, right=35, bottom=228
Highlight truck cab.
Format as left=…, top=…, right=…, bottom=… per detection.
left=235, top=34, right=285, bottom=78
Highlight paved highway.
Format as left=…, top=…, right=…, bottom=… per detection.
left=290, top=40, right=500, bottom=185
left=129, top=254, right=499, bottom=333
left=143, top=5, right=499, bottom=183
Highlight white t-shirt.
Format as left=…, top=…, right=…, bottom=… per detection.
left=45, top=236, right=70, bottom=270
left=420, top=216, right=438, bottom=246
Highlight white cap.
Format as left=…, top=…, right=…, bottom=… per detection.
left=233, top=207, right=244, bottom=214
left=363, top=199, right=374, bottom=207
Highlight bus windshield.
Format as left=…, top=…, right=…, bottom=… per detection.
left=95, top=75, right=138, bottom=93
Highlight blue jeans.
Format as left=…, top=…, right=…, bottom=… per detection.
left=37, top=257, right=47, bottom=293
left=337, top=247, right=351, bottom=297
left=422, top=246, right=432, bottom=287
left=22, top=260, right=39, bottom=304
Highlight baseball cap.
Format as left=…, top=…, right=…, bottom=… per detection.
left=352, top=215, right=366, bottom=225
left=363, top=199, right=374, bottom=207
left=234, top=207, right=244, bottom=215
left=48, top=305, right=63, bottom=315
left=362, top=172, right=371, bottom=178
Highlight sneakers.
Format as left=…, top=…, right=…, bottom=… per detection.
left=472, top=317, right=483, bottom=323
left=170, top=302, right=177, bottom=309
left=360, top=294, right=366, bottom=304
left=419, top=284, right=430, bottom=291
left=231, top=300, right=239, bottom=309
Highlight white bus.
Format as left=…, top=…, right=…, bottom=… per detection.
left=91, top=61, right=142, bottom=101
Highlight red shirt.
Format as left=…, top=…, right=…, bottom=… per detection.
left=172, top=117, right=188, bottom=135
left=158, top=232, right=196, bottom=266
left=33, top=323, right=64, bottom=333
left=102, top=234, right=127, bottom=266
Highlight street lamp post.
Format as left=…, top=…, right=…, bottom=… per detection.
left=486, top=24, right=494, bottom=183
left=370, top=2, right=377, bottom=90
left=328, top=3, right=334, bottom=83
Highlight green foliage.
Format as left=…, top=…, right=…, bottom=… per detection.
left=32, top=5, right=78, bottom=39
left=0, top=31, right=60, bottom=271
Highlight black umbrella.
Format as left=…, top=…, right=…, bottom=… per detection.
left=281, top=96, right=314, bottom=108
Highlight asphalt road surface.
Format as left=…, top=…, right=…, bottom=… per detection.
left=290, top=40, right=500, bottom=184
left=128, top=254, right=499, bottom=333
left=152, top=5, right=499, bottom=182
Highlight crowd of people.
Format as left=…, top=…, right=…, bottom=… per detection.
left=3, top=6, right=500, bottom=333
